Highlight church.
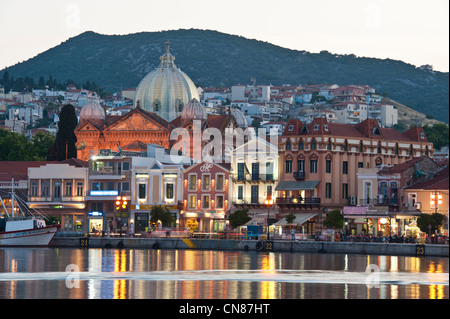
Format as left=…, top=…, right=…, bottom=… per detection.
left=75, top=41, right=245, bottom=161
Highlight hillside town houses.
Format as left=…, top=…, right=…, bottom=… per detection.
left=1, top=77, right=448, bottom=240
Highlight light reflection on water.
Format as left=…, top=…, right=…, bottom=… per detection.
left=0, top=248, right=447, bottom=299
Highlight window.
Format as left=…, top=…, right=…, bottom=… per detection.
left=122, top=162, right=130, bottom=171
left=286, top=141, right=291, bottom=150
left=54, top=182, right=61, bottom=199
left=107, top=182, right=115, bottom=191
left=343, top=183, right=348, bottom=199
left=299, top=140, right=304, bottom=150
left=343, top=161, right=348, bottom=174
left=92, top=182, right=103, bottom=191
left=326, top=160, right=332, bottom=173
left=344, top=141, right=348, bottom=151
left=202, top=195, right=210, bottom=209
left=188, top=195, right=196, bottom=209
left=325, top=183, right=332, bottom=198
left=237, top=163, right=245, bottom=181
left=202, top=174, right=210, bottom=190
left=288, top=124, right=294, bottom=131
left=359, top=142, right=363, bottom=153
left=377, top=144, right=382, bottom=154
left=267, top=185, right=273, bottom=199
left=122, top=182, right=130, bottom=191
left=297, top=160, right=305, bottom=172
left=420, top=132, right=425, bottom=139
left=166, top=183, right=174, bottom=199
left=216, top=174, right=224, bottom=191
left=31, top=181, right=38, bottom=196
left=311, top=139, right=317, bottom=150
left=237, top=186, right=243, bottom=200
left=42, top=181, right=49, bottom=197
left=285, top=160, right=292, bottom=173
left=310, top=160, right=317, bottom=173
left=313, top=124, right=319, bottom=131
left=76, top=182, right=84, bottom=196
left=188, top=175, right=196, bottom=190
left=216, top=195, right=224, bottom=209
left=138, top=184, right=146, bottom=200
left=358, top=162, right=364, bottom=168
left=324, top=124, right=329, bottom=131
left=266, top=162, right=273, bottom=181
left=252, top=162, right=260, bottom=180
left=65, top=182, right=72, bottom=197
left=327, top=140, right=332, bottom=150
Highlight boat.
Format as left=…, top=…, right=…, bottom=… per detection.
left=0, top=178, right=60, bottom=247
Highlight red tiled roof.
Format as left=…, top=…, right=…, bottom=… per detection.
left=404, top=126, right=428, bottom=142
left=404, top=167, right=449, bottom=190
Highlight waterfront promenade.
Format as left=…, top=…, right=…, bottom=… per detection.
left=50, top=236, right=449, bottom=258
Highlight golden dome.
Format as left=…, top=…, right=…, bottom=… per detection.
left=134, top=41, right=200, bottom=122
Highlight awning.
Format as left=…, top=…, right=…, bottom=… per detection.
left=275, top=181, right=320, bottom=191
left=274, top=213, right=318, bottom=226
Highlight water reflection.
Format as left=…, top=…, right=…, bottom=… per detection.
left=0, top=248, right=448, bottom=299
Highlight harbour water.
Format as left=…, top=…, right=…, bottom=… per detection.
left=0, top=247, right=448, bottom=299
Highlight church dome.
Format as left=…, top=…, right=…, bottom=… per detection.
left=231, top=108, right=248, bottom=128
left=134, top=41, right=200, bottom=122
left=181, top=98, right=207, bottom=122
left=79, top=99, right=105, bottom=120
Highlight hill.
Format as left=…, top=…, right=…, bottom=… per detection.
left=0, top=29, right=448, bottom=122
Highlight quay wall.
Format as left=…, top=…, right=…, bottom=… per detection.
left=50, top=237, right=449, bottom=257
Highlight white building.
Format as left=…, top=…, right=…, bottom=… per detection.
left=231, top=136, right=279, bottom=219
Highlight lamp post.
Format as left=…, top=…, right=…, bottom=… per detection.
left=115, top=194, right=128, bottom=237
left=264, top=197, right=274, bottom=239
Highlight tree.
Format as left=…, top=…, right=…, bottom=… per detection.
left=417, top=213, right=444, bottom=235
left=150, top=206, right=175, bottom=227
left=322, top=209, right=344, bottom=229
left=31, top=132, right=55, bottom=160
left=285, top=213, right=296, bottom=225
left=228, top=208, right=251, bottom=229
left=423, top=123, right=449, bottom=150
left=48, top=104, right=78, bottom=160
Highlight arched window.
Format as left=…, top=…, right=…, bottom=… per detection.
left=286, top=140, right=291, bottom=150
left=344, top=140, right=348, bottom=151
left=327, top=139, right=332, bottom=150
left=153, top=99, right=161, bottom=112
left=311, top=139, right=316, bottom=150
left=299, top=140, right=304, bottom=150
left=377, top=143, right=382, bottom=154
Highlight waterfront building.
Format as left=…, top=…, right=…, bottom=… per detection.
left=180, top=161, right=231, bottom=233
left=231, top=136, right=279, bottom=225
left=277, top=117, right=434, bottom=236
left=130, top=156, right=185, bottom=234
left=27, top=159, right=89, bottom=231
left=399, top=160, right=449, bottom=236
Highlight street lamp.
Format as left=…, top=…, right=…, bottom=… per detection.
left=264, top=197, right=274, bottom=239
left=115, top=195, right=128, bottom=237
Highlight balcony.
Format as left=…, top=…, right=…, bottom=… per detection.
left=293, top=171, right=305, bottom=181
left=359, top=196, right=400, bottom=207
left=232, top=197, right=271, bottom=209
left=231, top=173, right=275, bottom=183
left=89, top=167, right=131, bottom=179
left=276, top=196, right=321, bottom=210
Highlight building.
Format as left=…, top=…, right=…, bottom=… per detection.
left=131, top=157, right=185, bottom=234
left=134, top=41, right=200, bottom=122
left=346, top=156, right=443, bottom=236
left=181, top=161, right=231, bottom=233
left=277, top=117, right=434, bottom=236
left=27, top=159, right=89, bottom=231
left=231, top=136, right=279, bottom=227
left=75, top=100, right=175, bottom=161
left=402, top=164, right=449, bottom=236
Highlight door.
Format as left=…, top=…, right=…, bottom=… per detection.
left=251, top=185, right=259, bottom=204
left=54, top=182, right=61, bottom=201
left=135, top=212, right=149, bottom=232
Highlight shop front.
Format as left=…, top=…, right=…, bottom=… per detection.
left=131, top=204, right=179, bottom=233
left=88, top=211, right=104, bottom=233
left=181, top=211, right=226, bottom=233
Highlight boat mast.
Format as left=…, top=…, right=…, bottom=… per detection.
left=11, top=177, right=14, bottom=218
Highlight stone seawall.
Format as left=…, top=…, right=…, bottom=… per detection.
left=50, top=237, right=449, bottom=257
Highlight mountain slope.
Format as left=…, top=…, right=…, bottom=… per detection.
left=1, top=29, right=448, bottom=122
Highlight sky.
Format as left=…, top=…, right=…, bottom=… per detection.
left=0, top=0, right=448, bottom=72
